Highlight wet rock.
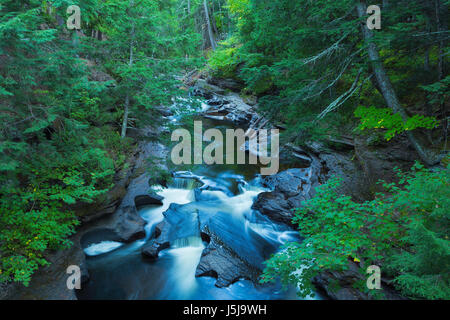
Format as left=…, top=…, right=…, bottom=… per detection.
left=263, top=168, right=319, bottom=197
left=252, top=192, right=296, bottom=226
left=142, top=238, right=170, bottom=260
left=162, top=204, right=201, bottom=240
left=141, top=204, right=201, bottom=259
left=200, top=93, right=255, bottom=127
left=196, top=240, right=257, bottom=288
left=252, top=167, right=320, bottom=226
left=113, top=206, right=146, bottom=243
left=134, top=194, right=164, bottom=208
left=206, top=96, right=226, bottom=106
left=195, top=211, right=277, bottom=288
left=119, top=173, right=152, bottom=207
left=195, top=213, right=271, bottom=288
left=173, top=171, right=234, bottom=197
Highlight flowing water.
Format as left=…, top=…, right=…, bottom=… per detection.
left=77, top=117, right=321, bottom=300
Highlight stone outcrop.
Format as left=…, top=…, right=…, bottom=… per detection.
left=252, top=167, right=321, bottom=226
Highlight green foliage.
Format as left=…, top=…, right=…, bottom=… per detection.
left=420, top=76, right=450, bottom=106
left=208, top=36, right=241, bottom=78
left=261, top=164, right=450, bottom=300
left=0, top=0, right=202, bottom=286
left=355, top=106, right=439, bottom=141
left=208, top=0, right=448, bottom=147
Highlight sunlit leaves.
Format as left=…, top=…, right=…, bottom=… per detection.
left=355, top=106, right=439, bottom=141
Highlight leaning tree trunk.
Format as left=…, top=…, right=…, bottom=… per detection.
left=434, top=0, right=447, bottom=151
left=203, top=0, right=216, bottom=50
left=356, top=1, right=439, bottom=166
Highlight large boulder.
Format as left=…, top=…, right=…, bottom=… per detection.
left=195, top=212, right=278, bottom=288
left=134, top=194, right=164, bottom=208
left=113, top=206, right=146, bottom=243
left=312, top=261, right=406, bottom=300
left=141, top=204, right=202, bottom=259
left=196, top=240, right=258, bottom=288
left=251, top=192, right=297, bottom=226
left=141, top=237, right=170, bottom=260
left=263, top=167, right=319, bottom=198
left=252, top=167, right=321, bottom=226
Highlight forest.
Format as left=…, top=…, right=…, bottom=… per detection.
left=0, top=0, right=449, bottom=301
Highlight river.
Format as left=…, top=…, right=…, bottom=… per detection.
left=76, top=109, right=321, bottom=300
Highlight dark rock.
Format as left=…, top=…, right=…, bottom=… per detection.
left=207, top=77, right=244, bottom=92
left=280, top=144, right=313, bottom=166
left=113, top=206, right=146, bottom=243
left=119, top=173, right=152, bottom=207
left=134, top=194, right=164, bottom=208
left=252, top=192, right=295, bottom=226
left=141, top=239, right=170, bottom=260
left=263, top=168, right=319, bottom=198
left=302, top=135, right=416, bottom=202
left=195, top=212, right=273, bottom=288
left=206, top=96, right=226, bottom=106
left=203, top=212, right=277, bottom=271
left=196, top=240, right=257, bottom=288
left=252, top=167, right=320, bottom=226
left=163, top=204, right=201, bottom=240
left=312, top=261, right=406, bottom=300
left=141, top=204, right=201, bottom=260
left=195, top=79, right=226, bottom=96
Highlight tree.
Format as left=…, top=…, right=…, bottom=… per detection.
left=210, top=0, right=448, bottom=161
left=204, top=0, right=216, bottom=50
left=356, top=1, right=441, bottom=166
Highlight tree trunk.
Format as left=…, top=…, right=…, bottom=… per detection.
left=203, top=0, right=216, bottom=50
left=121, top=93, right=130, bottom=138
left=356, top=1, right=438, bottom=166
left=434, top=0, right=447, bottom=149
left=210, top=0, right=219, bottom=36
left=121, top=19, right=135, bottom=139
left=435, top=0, right=444, bottom=81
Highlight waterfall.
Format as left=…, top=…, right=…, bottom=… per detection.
left=166, top=237, right=205, bottom=299
left=169, top=177, right=201, bottom=190
left=172, top=236, right=203, bottom=249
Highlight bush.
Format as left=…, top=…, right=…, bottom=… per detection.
left=261, top=163, right=450, bottom=300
